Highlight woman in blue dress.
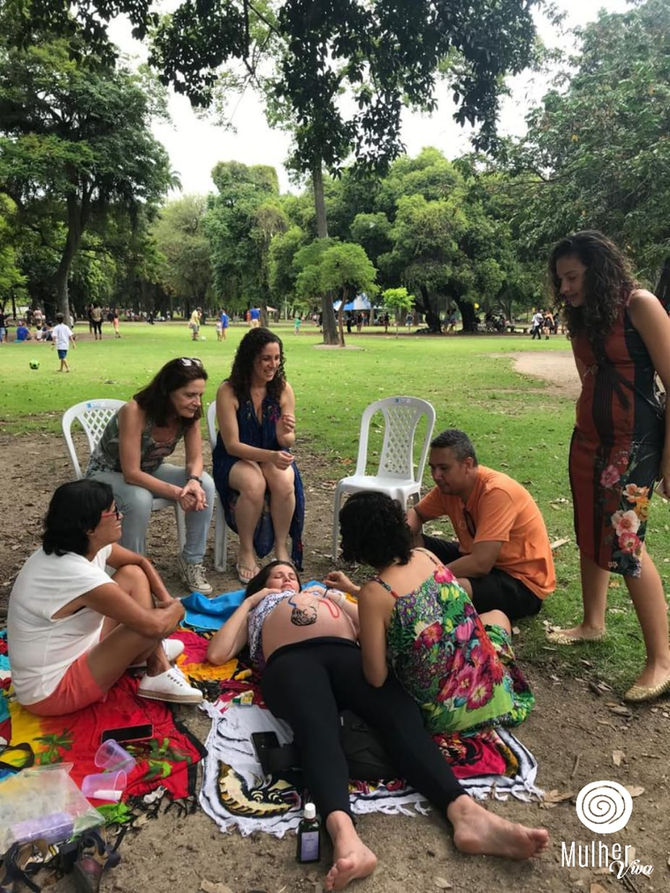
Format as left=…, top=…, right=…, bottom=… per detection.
left=213, top=328, right=304, bottom=583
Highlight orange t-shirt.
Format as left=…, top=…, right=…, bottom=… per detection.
left=415, top=465, right=555, bottom=599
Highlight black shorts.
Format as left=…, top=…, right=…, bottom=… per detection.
left=420, top=534, right=544, bottom=621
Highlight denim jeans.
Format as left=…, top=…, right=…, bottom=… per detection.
left=89, top=464, right=215, bottom=562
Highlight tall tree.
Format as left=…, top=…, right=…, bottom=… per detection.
left=150, top=0, right=542, bottom=343
left=509, top=0, right=670, bottom=279
left=204, top=161, right=287, bottom=318
left=151, top=194, right=213, bottom=315
left=0, top=24, right=173, bottom=317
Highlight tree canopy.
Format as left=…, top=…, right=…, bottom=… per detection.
left=0, top=18, right=174, bottom=317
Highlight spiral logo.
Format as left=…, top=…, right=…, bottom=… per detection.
left=575, top=781, right=633, bottom=834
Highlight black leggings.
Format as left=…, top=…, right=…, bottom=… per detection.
left=260, top=638, right=465, bottom=820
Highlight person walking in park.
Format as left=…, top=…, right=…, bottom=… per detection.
left=189, top=307, right=201, bottom=341
left=51, top=312, right=76, bottom=372
left=91, top=303, right=103, bottom=340
left=0, top=309, right=8, bottom=343
left=406, top=429, right=555, bottom=620
left=545, top=231, right=670, bottom=702
left=219, top=308, right=229, bottom=340
left=530, top=309, right=544, bottom=339
left=249, top=306, right=261, bottom=328
left=86, top=357, right=215, bottom=595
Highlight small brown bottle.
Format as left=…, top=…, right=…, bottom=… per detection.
left=296, top=802, right=320, bottom=863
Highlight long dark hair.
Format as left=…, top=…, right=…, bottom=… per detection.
left=245, top=559, right=302, bottom=598
left=228, top=328, right=286, bottom=403
left=548, top=230, right=637, bottom=356
left=339, top=491, right=412, bottom=569
left=134, top=357, right=208, bottom=427
left=43, top=479, right=113, bottom=557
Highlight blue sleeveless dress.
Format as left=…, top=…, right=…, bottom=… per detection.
left=212, top=394, right=304, bottom=569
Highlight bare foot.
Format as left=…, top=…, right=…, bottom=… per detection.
left=324, top=812, right=377, bottom=891
left=324, top=841, right=377, bottom=891
left=546, top=623, right=604, bottom=645
left=448, top=796, right=549, bottom=861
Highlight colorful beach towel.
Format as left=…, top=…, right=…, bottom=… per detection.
left=199, top=693, right=542, bottom=839
left=0, top=632, right=204, bottom=804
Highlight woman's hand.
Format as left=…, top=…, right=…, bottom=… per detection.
left=276, top=412, right=296, bottom=441
left=324, top=571, right=359, bottom=594
left=247, top=587, right=280, bottom=606
left=178, top=478, right=208, bottom=512
left=268, top=450, right=294, bottom=470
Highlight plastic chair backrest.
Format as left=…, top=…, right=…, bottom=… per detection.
left=206, top=400, right=218, bottom=451
left=62, top=399, right=125, bottom=479
left=355, top=396, right=436, bottom=482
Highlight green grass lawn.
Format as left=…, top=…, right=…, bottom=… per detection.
left=1, top=320, right=667, bottom=691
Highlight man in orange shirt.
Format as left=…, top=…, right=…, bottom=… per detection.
left=407, top=429, right=555, bottom=620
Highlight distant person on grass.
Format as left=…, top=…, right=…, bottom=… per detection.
left=407, top=429, right=555, bottom=620
left=15, top=320, right=31, bottom=342
left=51, top=312, right=76, bottom=372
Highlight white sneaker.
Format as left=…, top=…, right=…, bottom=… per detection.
left=128, top=638, right=184, bottom=670
left=138, top=667, right=203, bottom=704
left=177, top=556, right=212, bottom=595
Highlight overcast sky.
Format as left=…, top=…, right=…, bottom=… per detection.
left=109, top=0, right=632, bottom=197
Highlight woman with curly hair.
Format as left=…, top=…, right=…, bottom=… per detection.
left=328, top=491, right=534, bottom=736
left=87, top=357, right=215, bottom=595
left=546, top=231, right=670, bottom=701
left=207, top=558, right=548, bottom=890
left=213, top=328, right=304, bottom=583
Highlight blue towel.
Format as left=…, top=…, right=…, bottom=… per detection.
left=181, top=582, right=325, bottom=632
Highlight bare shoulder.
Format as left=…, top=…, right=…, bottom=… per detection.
left=217, top=380, right=238, bottom=406
left=629, top=288, right=658, bottom=305
left=119, top=400, right=143, bottom=426
left=628, top=289, right=667, bottom=324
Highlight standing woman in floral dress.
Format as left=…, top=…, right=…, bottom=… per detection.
left=546, top=231, right=670, bottom=701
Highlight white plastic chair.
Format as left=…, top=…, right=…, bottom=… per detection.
left=62, top=398, right=185, bottom=550
left=331, top=396, right=436, bottom=558
left=206, top=401, right=228, bottom=571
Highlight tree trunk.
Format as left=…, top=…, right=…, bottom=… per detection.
left=312, top=165, right=339, bottom=346
left=55, top=190, right=86, bottom=320
left=455, top=298, right=476, bottom=333
left=337, top=287, right=347, bottom=347
left=418, top=285, right=441, bottom=333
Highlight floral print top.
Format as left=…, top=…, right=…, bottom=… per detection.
left=383, top=562, right=533, bottom=735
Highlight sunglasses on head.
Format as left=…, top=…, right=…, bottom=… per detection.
left=179, top=357, right=203, bottom=367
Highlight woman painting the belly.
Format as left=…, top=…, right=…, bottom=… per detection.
left=207, top=561, right=548, bottom=891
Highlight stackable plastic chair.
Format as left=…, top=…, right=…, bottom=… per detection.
left=331, top=396, right=436, bottom=557
left=62, top=398, right=185, bottom=549
left=206, top=401, right=228, bottom=571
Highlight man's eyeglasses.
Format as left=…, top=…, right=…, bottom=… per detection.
left=463, top=508, right=476, bottom=538
left=179, top=357, right=203, bottom=367
left=101, top=507, right=122, bottom=520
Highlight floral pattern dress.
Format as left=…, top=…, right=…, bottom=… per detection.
left=570, top=303, right=664, bottom=576
left=383, top=562, right=534, bottom=736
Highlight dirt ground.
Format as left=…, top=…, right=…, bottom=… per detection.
left=1, top=350, right=669, bottom=893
